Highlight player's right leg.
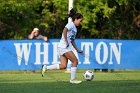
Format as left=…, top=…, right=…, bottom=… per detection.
left=64, top=51, right=82, bottom=84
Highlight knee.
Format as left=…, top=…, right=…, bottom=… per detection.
left=60, top=64, right=67, bottom=69
left=72, top=59, right=79, bottom=66
left=73, top=59, right=79, bottom=64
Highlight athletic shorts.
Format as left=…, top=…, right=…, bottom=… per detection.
left=57, top=46, right=73, bottom=55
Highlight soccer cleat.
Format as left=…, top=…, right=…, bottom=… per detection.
left=70, top=79, right=82, bottom=84
left=41, top=65, right=46, bottom=77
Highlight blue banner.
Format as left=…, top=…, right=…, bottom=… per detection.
left=0, top=39, right=140, bottom=70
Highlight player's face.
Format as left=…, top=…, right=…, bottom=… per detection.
left=74, top=18, right=82, bottom=26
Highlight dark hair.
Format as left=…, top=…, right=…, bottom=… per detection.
left=69, top=8, right=83, bottom=21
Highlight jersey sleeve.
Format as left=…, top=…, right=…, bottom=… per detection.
left=65, top=22, right=72, bottom=31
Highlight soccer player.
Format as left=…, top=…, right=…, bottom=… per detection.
left=41, top=9, right=83, bottom=84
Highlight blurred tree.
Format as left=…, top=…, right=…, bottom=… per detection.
left=74, top=0, right=116, bottom=38
left=0, top=0, right=42, bottom=39
left=107, top=0, right=140, bottom=39
left=0, top=0, right=140, bottom=40
left=39, top=0, right=68, bottom=38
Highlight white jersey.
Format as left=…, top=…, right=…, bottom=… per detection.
left=58, top=22, right=77, bottom=48
left=58, top=22, right=77, bottom=55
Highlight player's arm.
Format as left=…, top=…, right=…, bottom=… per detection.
left=71, top=40, right=83, bottom=53
left=28, top=31, right=35, bottom=39
left=38, top=35, right=48, bottom=41
left=63, top=27, right=69, bottom=48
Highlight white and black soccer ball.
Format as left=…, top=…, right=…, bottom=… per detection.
left=84, top=70, right=94, bottom=81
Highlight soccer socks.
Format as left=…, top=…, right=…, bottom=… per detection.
left=46, top=64, right=60, bottom=70
left=71, top=67, right=77, bottom=80
left=41, top=64, right=59, bottom=77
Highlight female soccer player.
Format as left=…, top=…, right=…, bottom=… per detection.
left=41, top=9, right=83, bottom=84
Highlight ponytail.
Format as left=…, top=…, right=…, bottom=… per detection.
left=69, top=8, right=77, bottom=18
left=69, top=8, right=83, bottom=21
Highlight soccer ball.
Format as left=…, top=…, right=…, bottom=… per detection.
left=84, top=70, right=94, bottom=81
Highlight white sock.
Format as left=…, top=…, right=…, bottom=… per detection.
left=46, top=64, right=60, bottom=70
left=71, top=67, right=77, bottom=80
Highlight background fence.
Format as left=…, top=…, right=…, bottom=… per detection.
left=0, top=39, right=140, bottom=70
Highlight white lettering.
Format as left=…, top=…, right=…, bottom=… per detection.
left=34, top=43, right=49, bottom=64
left=95, top=42, right=108, bottom=64
left=81, top=42, right=93, bottom=64
left=109, top=43, right=122, bottom=64
left=52, top=42, right=60, bottom=64
left=14, top=41, right=122, bottom=68
left=14, top=43, right=32, bottom=65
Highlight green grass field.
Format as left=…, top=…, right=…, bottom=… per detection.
left=0, top=70, right=140, bottom=93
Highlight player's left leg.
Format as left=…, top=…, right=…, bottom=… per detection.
left=41, top=55, right=68, bottom=77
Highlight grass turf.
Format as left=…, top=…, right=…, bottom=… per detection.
left=0, top=70, right=140, bottom=93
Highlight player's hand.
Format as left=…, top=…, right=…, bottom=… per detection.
left=65, top=41, right=69, bottom=48
left=32, top=30, right=36, bottom=35
left=44, top=37, right=48, bottom=41
left=66, top=43, right=69, bottom=48
left=77, top=50, right=83, bottom=54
